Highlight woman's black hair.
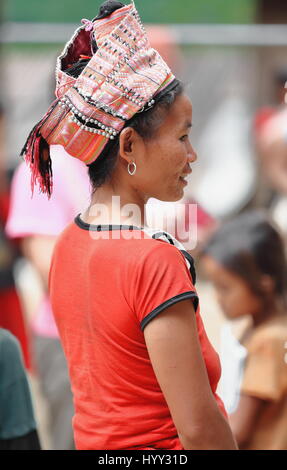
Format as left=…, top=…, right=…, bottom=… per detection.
left=201, top=209, right=287, bottom=305
left=64, top=0, right=184, bottom=193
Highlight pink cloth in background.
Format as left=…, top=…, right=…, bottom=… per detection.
left=5, top=145, right=91, bottom=338
left=33, top=295, right=60, bottom=338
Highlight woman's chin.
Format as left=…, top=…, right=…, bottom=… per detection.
left=173, top=184, right=189, bottom=200
left=150, top=183, right=187, bottom=202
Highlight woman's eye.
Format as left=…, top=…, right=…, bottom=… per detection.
left=180, top=135, right=188, bottom=141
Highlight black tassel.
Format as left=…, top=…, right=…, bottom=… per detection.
left=20, top=99, right=59, bottom=197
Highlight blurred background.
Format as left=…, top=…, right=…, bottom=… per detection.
left=0, top=0, right=286, bottom=450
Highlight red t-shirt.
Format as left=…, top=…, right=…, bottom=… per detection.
left=48, top=214, right=228, bottom=450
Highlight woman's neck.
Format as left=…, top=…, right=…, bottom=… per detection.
left=83, top=180, right=148, bottom=227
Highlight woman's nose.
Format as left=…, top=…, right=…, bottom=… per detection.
left=187, top=144, right=197, bottom=163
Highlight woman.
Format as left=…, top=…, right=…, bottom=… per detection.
left=21, top=1, right=237, bottom=450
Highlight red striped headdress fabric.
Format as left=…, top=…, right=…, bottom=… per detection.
left=21, top=1, right=176, bottom=198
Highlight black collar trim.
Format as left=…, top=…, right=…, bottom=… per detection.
left=74, top=214, right=144, bottom=231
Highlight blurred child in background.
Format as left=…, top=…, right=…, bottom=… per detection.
left=200, top=210, right=287, bottom=449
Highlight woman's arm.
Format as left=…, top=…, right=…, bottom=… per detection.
left=143, top=298, right=238, bottom=450
left=21, top=235, right=57, bottom=290
left=228, top=393, right=268, bottom=449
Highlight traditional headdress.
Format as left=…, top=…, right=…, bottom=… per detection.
left=21, top=0, right=176, bottom=198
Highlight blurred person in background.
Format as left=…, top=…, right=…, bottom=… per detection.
left=254, top=68, right=287, bottom=126
left=5, top=146, right=91, bottom=450
left=200, top=210, right=287, bottom=450
left=253, top=68, right=287, bottom=236
left=0, top=328, right=41, bottom=450
left=254, top=105, right=287, bottom=238
left=0, top=103, right=32, bottom=372
left=5, top=79, right=93, bottom=449
left=274, top=68, right=287, bottom=106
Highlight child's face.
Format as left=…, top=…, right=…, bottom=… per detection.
left=201, top=255, right=263, bottom=320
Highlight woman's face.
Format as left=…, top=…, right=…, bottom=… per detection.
left=135, top=93, right=197, bottom=202
left=200, top=255, right=263, bottom=320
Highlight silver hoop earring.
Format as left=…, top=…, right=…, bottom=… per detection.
left=128, top=161, right=137, bottom=176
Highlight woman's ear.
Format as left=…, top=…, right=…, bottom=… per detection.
left=119, top=127, right=142, bottom=163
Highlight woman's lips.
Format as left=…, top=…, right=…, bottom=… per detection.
left=179, top=176, right=188, bottom=185
left=179, top=170, right=192, bottom=185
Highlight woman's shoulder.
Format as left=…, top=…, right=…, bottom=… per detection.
left=244, top=314, right=287, bottom=352
left=129, top=231, right=197, bottom=287
left=135, top=228, right=193, bottom=264
left=123, top=231, right=187, bottom=266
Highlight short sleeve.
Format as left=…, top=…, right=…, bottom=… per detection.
left=240, top=334, right=287, bottom=402
left=133, top=242, right=199, bottom=331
